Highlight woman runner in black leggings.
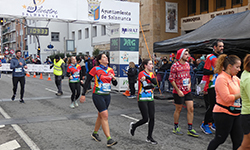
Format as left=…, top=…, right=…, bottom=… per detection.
left=79, top=53, right=118, bottom=147
left=66, top=56, right=82, bottom=109
left=129, top=59, right=158, bottom=144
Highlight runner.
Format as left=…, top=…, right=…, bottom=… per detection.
left=207, top=54, right=242, bottom=150
left=10, top=50, right=28, bottom=103
left=169, top=48, right=199, bottom=137
left=129, top=59, right=158, bottom=144
left=79, top=53, right=118, bottom=147
left=66, top=56, right=82, bottom=109
left=50, top=55, right=65, bottom=96
left=200, top=40, right=224, bottom=134
left=238, top=54, right=250, bottom=150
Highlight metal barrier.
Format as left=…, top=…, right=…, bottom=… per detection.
left=156, top=70, right=204, bottom=96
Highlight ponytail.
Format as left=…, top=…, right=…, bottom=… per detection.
left=139, top=59, right=150, bottom=72
left=214, top=54, right=240, bottom=74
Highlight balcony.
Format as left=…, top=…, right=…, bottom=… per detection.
left=3, top=38, right=9, bottom=44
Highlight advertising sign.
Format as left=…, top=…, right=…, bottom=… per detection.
left=165, top=2, right=178, bottom=33
left=109, top=51, right=119, bottom=64
left=119, top=38, right=139, bottom=51
left=0, top=0, right=139, bottom=25
left=119, top=51, right=138, bottom=64
left=110, top=24, right=139, bottom=38
left=110, top=38, right=120, bottom=51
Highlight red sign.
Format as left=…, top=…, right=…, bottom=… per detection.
left=4, top=50, right=9, bottom=55
left=10, top=49, right=14, bottom=54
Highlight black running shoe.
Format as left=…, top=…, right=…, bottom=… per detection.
left=146, top=137, right=158, bottom=145
left=91, top=133, right=101, bottom=142
left=19, top=99, right=25, bottom=103
left=107, top=139, right=117, bottom=147
left=11, top=95, right=15, bottom=101
left=129, top=122, right=135, bottom=136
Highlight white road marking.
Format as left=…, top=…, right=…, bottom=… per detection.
left=0, top=106, right=40, bottom=150
left=45, top=88, right=57, bottom=93
left=0, top=140, right=21, bottom=150
left=120, top=114, right=148, bottom=124
left=0, top=125, right=5, bottom=128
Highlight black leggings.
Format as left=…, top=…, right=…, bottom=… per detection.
left=204, top=88, right=216, bottom=124
left=69, top=82, right=80, bottom=102
left=207, top=113, right=243, bottom=150
left=133, top=101, right=155, bottom=138
left=12, top=76, right=25, bottom=99
left=129, top=82, right=135, bottom=95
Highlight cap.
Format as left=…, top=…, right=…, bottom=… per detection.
left=176, top=48, right=187, bottom=60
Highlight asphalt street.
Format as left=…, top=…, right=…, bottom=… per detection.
left=0, top=73, right=233, bottom=150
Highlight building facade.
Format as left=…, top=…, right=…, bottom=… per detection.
left=1, top=18, right=27, bottom=56
left=130, top=0, right=250, bottom=59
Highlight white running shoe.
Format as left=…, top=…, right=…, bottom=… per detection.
left=70, top=102, right=75, bottom=109
left=74, top=100, right=79, bottom=107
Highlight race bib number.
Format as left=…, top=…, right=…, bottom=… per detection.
left=15, top=67, right=22, bottom=72
left=183, top=78, right=189, bottom=86
left=102, top=83, right=111, bottom=92
left=234, top=98, right=241, bottom=106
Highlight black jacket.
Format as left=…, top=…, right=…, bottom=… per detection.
left=127, top=68, right=138, bottom=83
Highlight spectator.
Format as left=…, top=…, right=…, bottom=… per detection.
left=194, top=56, right=205, bottom=72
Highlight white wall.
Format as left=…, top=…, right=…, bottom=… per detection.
left=27, top=20, right=110, bottom=62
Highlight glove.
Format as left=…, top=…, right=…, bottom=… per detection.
left=61, top=75, right=64, bottom=79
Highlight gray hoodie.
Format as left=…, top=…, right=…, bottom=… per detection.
left=10, top=57, right=27, bottom=77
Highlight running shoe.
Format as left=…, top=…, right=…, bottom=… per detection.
left=187, top=129, right=199, bottom=137
left=146, top=137, right=158, bottom=144
left=91, top=133, right=101, bottom=142
left=11, top=95, right=15, bottom=101
left=70, top=102, right=75, bottom=109
left=56, top=93, right=62, bottom=96
left=172, top=127, right=183, bottom=135
left=127, top=95, right=136, bottom=99
left=200, top=123, right=212, bottom=134
left=107, top=139, right=117, bottom=147
left=74, top=100, right=79, bottom=107
left=19, top=99, right=25, bottom=103
left=129, top=122, right=135, bottom=136
left=211, top=123, right=216, bottom=131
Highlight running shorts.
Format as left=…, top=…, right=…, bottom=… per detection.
left=92, top=93, right=111, bottom=112
left=241, top=114, right=250, bottom=135
left=173, top=92, right=193, bottom=104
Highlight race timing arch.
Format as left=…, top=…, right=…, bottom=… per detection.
left=0, top=0, right=140, bottom=91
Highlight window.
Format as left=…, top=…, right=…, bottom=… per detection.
left=92, top=26, right=97, bottom=37
left=51, top=32, right=59, bottom=41
left=33, top=36, right=36, bottom=43
left=85, top=28, right=89, bottom=38
left=232, top=0, right=242, bottom=5
left=188, top=0, right=196, bottom=15
left=101, top=25, right=106, bottom=36
left=216, top=0, right=226, bottom=9
left=200, top=0, right=208, bottom=12
left=72, top=31, right=75, bottom=40
left=78, top=30, right=82, bottom=40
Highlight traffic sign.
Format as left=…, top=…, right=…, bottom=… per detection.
left=4, top=50, right=9, bottom=55
left=10, top=49, right=15, bottom=54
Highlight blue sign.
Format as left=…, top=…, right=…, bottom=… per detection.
left=110, top=64, right=130, bottom=77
